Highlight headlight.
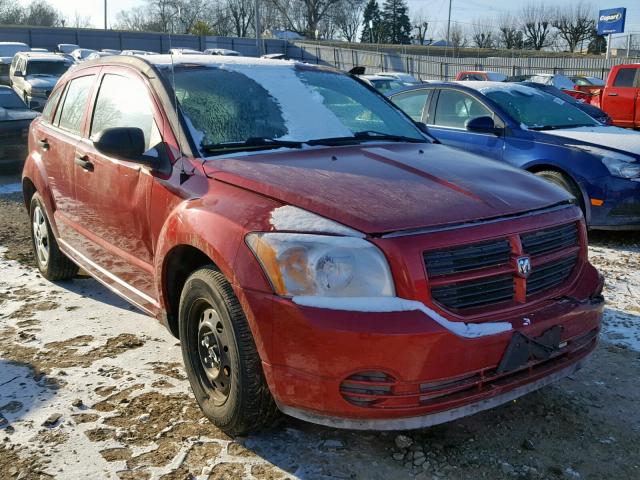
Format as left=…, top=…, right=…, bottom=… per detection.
left=576, top=145, right=640, bottom=179
left=601, top=157, right=640, bottom=179
left=246, top=233, right=395, bottom=297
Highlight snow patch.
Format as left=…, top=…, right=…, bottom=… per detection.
left=292, top=296, right=512, bottom=338
left=270, top=205, right=364, bottom=237
left=0, top=182, right=21, bottom=195
left=542, top=126, right=640, bottom=156
left=222, top=64, right=353, bottom=142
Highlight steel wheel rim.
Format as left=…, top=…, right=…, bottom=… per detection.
left=32, top=205, right=49, bottom=268
left=195, top=303, right=232, bottom=404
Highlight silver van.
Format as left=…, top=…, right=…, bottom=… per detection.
left=10, top=52, right=72, bottom=110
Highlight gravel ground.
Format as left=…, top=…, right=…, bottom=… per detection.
left=0, top=174, right=639, bottom=480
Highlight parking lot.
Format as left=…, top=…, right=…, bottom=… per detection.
left=0, top=171, right=639, bottom=480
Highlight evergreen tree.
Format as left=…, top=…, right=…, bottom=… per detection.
left=360, top=0, right=382, bottom=43
left=381, top=0, right=411, bottom=44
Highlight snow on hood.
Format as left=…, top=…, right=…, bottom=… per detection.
left=542, top=126, right=640, bottom=156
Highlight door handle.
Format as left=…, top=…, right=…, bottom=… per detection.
left=37, top=138, right=49, bottom=150
left=74, top=154, right=94, bottom=172
left=607, top=93, right=618, bottom=96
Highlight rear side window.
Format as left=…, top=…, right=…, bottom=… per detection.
left=57, top=75, right=95, bottom=135
left=392, top=90, right=431, bottom=122
left=613, top=68, right=637, bottom=87
left=90, top=74, right=159, bottom=150
left=42, top=88, right=62, bottom=123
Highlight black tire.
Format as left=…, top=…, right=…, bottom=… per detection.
left=178, top=266, right=278, bottom=436
left=535, top=170, right=585, bottom=213
left=29, top=193, right=79, bottom=281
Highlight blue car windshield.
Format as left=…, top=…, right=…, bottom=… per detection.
left=484, top=86, right=598, bottom=130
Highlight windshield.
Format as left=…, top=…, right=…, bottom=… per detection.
left=0, top=88, right=25, bottom=108
left=483, top=86, right=598, bottom=129
left=166, top=64, right=424, bottom=154
left=26, top=61, right=70, bottom=77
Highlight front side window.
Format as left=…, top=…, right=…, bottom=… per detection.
left=165, top=64, right=424, bottom=154
left=483, top=85, right=598, bottom=130
left=433, top=89, right=493, bottom=129
left=613, top=68, right=637, bottom=87
left=57, top=75, right=95, bottom=134
left=392, top=90, right=431, bottom=122
left=90, top=74, right=159, bottom=150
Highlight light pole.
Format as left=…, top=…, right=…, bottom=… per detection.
left=104, top=0, right=107, bottom=29
left=255, top=0, right=262, bottom=56
left=445, top=0, right=452, bottom=57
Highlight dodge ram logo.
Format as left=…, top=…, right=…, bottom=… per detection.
left=517, top=256, right=532, bottom=278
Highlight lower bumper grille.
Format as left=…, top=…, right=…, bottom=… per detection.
left=339, top=328, right=597, bottom=409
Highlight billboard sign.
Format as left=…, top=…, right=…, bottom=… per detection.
left=597, top=8, right=626, bottom=35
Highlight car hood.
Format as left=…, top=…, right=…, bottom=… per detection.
left=0, top=107, right=39, bottom=121
left=202, top=143, right=570, bottom=234
left=541, top=125, right=640, bottom=156
left=25, top=75, right=59, bottom=88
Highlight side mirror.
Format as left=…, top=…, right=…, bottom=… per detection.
left=349, top=66, right=366, bottom=75
left=93, top=127, right=145, bottom=161
left=465, top=116, right=501, bottom=135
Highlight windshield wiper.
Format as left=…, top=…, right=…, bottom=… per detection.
left=307, top=130, right=426, bottom=146
left=529, top=123, right=595, bottom=131
left=201, top=137, right=304, bottom=156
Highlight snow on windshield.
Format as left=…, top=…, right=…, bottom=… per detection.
left=228, top=64, right=352, bottom=141
left=476, top=83, right=596, bottom=128
left=168, top=61, right=422, bottom=155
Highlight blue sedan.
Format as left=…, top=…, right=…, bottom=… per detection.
left=388, top=82, right=640, bottom=230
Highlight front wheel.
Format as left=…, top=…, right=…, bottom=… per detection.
left=535, top=170, right=585, bottom=215
left=178, top=266, right=278, bottom=436
left=29, top=193, right=78, bottom=280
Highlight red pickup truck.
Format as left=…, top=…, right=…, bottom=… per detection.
left=585, top=64, right=640, bottom=128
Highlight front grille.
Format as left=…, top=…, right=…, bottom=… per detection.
left=431, top=274, right=513, bottom=310
left=522, top=223, right=578, bottom=256
left=424, top=221, right=580, bottom=312
left=527, top=255, right=578, bottom=296
left=423, top=240, right=511, bottom=276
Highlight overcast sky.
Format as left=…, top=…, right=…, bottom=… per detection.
left=33, top=0, right=640, bottom=38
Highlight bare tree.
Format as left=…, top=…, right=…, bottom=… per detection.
left=497, top=14, right=523, bottom=49
left=226, top=0, right=254, bottom=37
left=333, top=0, right=364, bottom=42
left=68, top=11, right=92, bottom=28
left=270, top=0, right=341, bottom=38
left=412, top=11, right=428, bottom=45
left=449, top=23, right=468, bottom=49
left=520, top=3, right=554, bottom=50
left=553, top=3, right=595, bottom=52
left=471, top=18, right=494, bottom=48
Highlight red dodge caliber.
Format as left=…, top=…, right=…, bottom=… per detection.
left=22, top=55, right=604, bottom=435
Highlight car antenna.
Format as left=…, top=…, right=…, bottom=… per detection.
left=168, top=33, right=191, bottom=185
